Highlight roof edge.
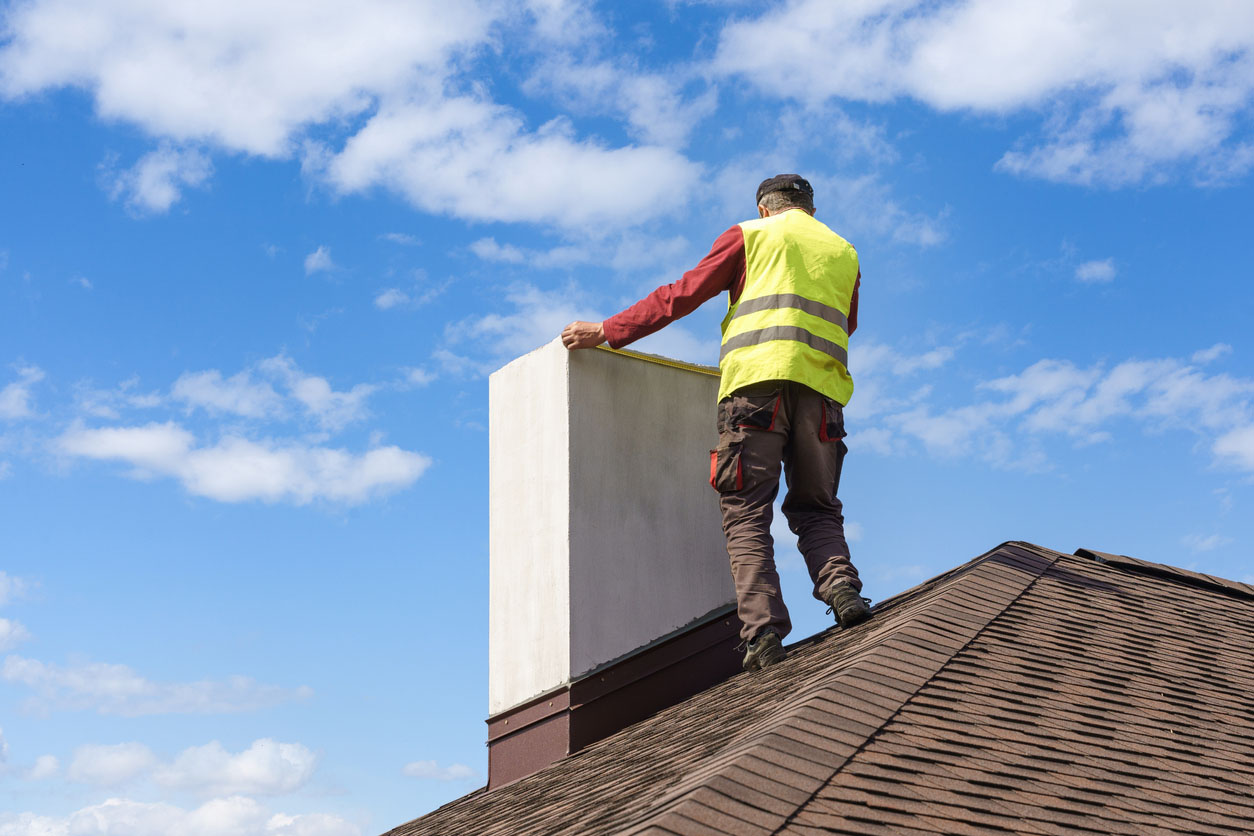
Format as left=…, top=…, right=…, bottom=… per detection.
left=1076, top=547, right=1254, bottom=601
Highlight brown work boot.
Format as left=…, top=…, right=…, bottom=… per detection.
left=742, top=629, right=786, bottom=671
left=824, top=582, right=871, bottom=629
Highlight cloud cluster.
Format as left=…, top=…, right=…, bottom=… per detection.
left=0, top=796, right=357, bottom=836
left=848, top=341, right=1254, bottom=475
left=0, top=0, right=493, bottom=156
left=320, top=97, right=700, bottom=230
left=68, top=742, right=157, bottom=786
left=303, top=246, right=335, bottom=276
left=1075, top=258, right=1117, bottom=283
left=0, top=366, right=43, bottom=420
left=401, top=760, right=479, bottom=782
left=0, top=571, right=30, bottom=607
left=0, top=0, right=702, bottom=223
left=107, top=145, right=213, bottom=213
left=0, top=619, right=31, bottom=652
left=715, top=1, right=1254, bottom=185
left=0, top=572, right=31, bottom=653
left=64, top=738, right=318, bottom=796
left=58, top=422, right=428, bottom=504
left=51, top=355, right=429, bottom=505
left=2, top=655, right=312, bottom=716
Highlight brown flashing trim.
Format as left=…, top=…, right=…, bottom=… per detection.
left=486, top=605, right=741, bottom=790
left=1077, top=547, right=1254, bottom=600
left=485, top=688, right=571, bottom=744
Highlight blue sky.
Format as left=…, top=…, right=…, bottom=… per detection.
left=2, top=0, right=1253, bottom=832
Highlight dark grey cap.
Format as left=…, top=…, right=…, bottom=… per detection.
left=755, top=174, right=813, bottom=205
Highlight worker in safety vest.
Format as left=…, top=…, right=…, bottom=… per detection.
left=561, top=174, right=870, bottom=671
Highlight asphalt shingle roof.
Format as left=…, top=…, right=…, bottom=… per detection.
left=384, top=541, right=1254, bottom=835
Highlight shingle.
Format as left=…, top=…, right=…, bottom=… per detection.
left=386, top=542, right=1254, bottom=836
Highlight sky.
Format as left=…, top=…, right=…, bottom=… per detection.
left=1, top=0, right=1253, bottom=832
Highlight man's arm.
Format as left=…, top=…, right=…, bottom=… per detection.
left=848, top=272, right=860, bottom=335
left=561, top=226, right=746, bottom=350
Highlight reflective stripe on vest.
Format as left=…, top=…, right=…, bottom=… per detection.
left=719, top=211, right=858, bottom=404
left=728, top=292, right=849, bottom=334
left=719, top=325, right=848, bottom=368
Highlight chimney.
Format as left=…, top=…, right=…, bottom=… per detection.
left=486, top=340, right=740, bottom=788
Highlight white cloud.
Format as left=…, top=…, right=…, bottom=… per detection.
left=167, top=356, right=380, bottom=429
left=525, top=55, right=718, bottom=148
left=378, top=232, right=419, bottom=246
left=810, top=173, right=947, bottom=247
left=372, top=282, right=449, bottom=311
left=108, top=145, right=212, bottom=213
left=73, top=276, right=93, bottom=290
left=401, top=760, right=478, bottom=781
left=1193, top=343, right=1233, bottom=364
left=469, top=233, right=693, bottom=272
left=858, top=347, right=1254, bottom=472
left=323, top=95, right=702, bottom=231
left=2, top=655, right=313, bottom=716
left=431, top=349, right=495, bottom=380
left=844, top=340, right=958, bottom=422
left=303, top=246, right=334, bottom=276
left=0, top=797, right=358, bottom=836
left=172, top=370, right=283, bottom=419
left=257, top=357, right=376, bottom=432
left=1214, top=425, right=1254, bottom=471
left=0, top=571, right=30, bottom=607
left=521, top=0, right=604, bottom=46
left=1, top=0, right=706, bottom=229
left=447, top=283, right=601, bottom=360
left=714, top=1, right=1254, bottom=186
left=844, top=521, right=864, bottom=543
left=74, top=377, right=164, bottom=420
left=1181, top=533, right=1233, bottom=553
left=402, top=368, right=435, bottom=387
left=0, top=727, right=8, bottom=763
left=0, top=619, right=31, bottom=651
left=28, top=755, right=58, bottom=780
left=0, top=0, right=494, bottom=157
left=154, top=739, right=317, bottom=797
left=1075, top=258, right=1116, bottom=283
left=0, top=366, right=44, bottom=420
left=68, top=743, right=157, bottom=786
left=56, top=422, right=429, bottom=505
left=373, top=289, right=409, bottom=310
left=469, top=238, right=526, bottom=265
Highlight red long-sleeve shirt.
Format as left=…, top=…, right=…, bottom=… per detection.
left=602, top=224, right=859, bottom=350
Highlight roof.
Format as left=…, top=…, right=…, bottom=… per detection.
left=385, top=541, right=1254, bottom=835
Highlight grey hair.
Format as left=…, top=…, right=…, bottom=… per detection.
left=758, top=188, right=814, bottom=213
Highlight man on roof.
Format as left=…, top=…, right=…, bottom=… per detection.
left=561, top=174, right=870, bottom=671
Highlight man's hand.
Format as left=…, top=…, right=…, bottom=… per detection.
left=561, top=321, right=607, bottom=350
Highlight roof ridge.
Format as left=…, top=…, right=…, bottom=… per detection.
left=620, top=542, right=1065, bottom=836
left=1075, top=548, right=1254, bottom=601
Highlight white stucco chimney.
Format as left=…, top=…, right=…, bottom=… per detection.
left=486, top=339, right=738, bottom=787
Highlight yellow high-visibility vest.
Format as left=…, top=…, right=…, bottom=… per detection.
left=719, top=210, right=859, bottom=404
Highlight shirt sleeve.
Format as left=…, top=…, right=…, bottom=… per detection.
left=602, top=225, right=746, bottom=349
left=848, top=272, right=860, bottom=336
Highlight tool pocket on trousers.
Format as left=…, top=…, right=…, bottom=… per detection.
left=717, top=390, right=781, bottom=434
left=709, top=439, right=744, bottom=492
left=819, top=396, right=847, bottom=442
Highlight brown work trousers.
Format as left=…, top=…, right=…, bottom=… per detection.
left=710, top=380, right=861, bottom=642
